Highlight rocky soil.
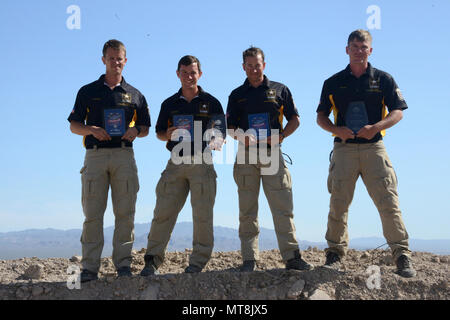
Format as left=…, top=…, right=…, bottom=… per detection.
left=0, top=248, right=448, bottom=300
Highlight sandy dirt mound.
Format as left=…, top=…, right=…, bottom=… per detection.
left=0, top=248, right=448, bottom=300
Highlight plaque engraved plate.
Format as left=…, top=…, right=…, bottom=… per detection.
left=345, top=101, right=368, bottom=134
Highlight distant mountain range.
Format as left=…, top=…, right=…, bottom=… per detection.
left=0, top=222, right=448, bottom=259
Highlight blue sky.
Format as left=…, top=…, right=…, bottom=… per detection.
left=1, top=0, right=449, bottom=242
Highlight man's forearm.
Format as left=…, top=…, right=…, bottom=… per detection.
left=372, top=109, right=403, bottom=132
left=317, top=112, right=338, bottom=135
left=70, top=121, right=92, bottom=136
left=136, top=125, right=149, bottom=138
left=282, top=116, right=300, bottom=138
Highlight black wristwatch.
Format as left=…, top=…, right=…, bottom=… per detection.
left=134, top=126, right=141, bottom=135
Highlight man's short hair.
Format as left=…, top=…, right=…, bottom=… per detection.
left=177, top=55, right=201, bottom=72
left=102, top=39, right=126, bottom=57
left=243, top=47, right=265, bottom=63
left=347, top=29, right=372, bottom=45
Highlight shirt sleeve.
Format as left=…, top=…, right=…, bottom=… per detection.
left=383, top=75, right=408, bottom=112
left=316, top=80, right=333, bottom=115
left=212, top=97, right=224, bottom=116
left=135, top=95, right=151, bottom=127
left=155, top=102, right=170, bottom=133
left=67, top=88, right=87, bottom=123
left=226, top=93, right=239, bottom=128
left=281, top=86, right=299, bottom=120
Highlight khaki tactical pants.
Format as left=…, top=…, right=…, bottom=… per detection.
left=326, top=140, right=411, bottom=260
left=145, top=160, right=217, bottom=269
left=233, top=147, right=300, bottom=262
left=80, top=147, right=139, bottom=273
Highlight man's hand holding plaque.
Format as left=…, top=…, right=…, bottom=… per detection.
left=208, top=136, right=225, bottom=151
left=165, top=126, right=178, bottom=141
left=89, top=126, right=112, bottom=141
left=342, top=101, right=370, bottom=141
left=356, top=124, right=379, bottom=140
left=122, top=126, right=139, bottom=142
left=334, top=126, right=356, bottom=142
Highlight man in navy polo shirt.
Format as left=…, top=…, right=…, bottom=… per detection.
left=68, top=39, right=151, bottom=282
left=226, top=47, right=313, bottom=272
left=316, top=29, right=415, bottom=278
left=140, top=55, right=224, bottom=275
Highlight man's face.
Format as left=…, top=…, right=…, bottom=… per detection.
left=177, top=63, right=202, bottom=90
left=243, top=54, right=266, bottom=83
left=346, top=40, right=373, bottom=65
left=102, top=47, right=127, bottom=75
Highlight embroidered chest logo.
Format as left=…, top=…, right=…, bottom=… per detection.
left=266, top=89, right=277, bottom=100
left=121, top=93, right=132, bottom=103
left=369, top=78, right=380, bottom=89
left=199, top=103, right=209, bottom=114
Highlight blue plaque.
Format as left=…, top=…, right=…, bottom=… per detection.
left=104, top=108, right=125, bottom=136
left=345, top=101, right=369, bottom=134
left=248, top=113, right=271, bottom=140
left=173, top=114, right=194, bottom=142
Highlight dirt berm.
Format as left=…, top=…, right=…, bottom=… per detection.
left=0, top=248, right=448, bottom=300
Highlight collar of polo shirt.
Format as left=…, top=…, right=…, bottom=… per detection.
left=345, top=62, right=375, bottom=79
left=243, top=75, right=271, bottom=90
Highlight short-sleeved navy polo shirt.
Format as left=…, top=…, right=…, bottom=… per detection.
left=156, top=86, right=224, bottom=155
left=226, top=75, right=299, bottom=133
left=316, top=63, right=407, bottom=143
left=68, top=75, right=151, bottom=149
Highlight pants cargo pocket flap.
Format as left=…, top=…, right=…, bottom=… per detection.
left=81, top=173, right=101, bottom=197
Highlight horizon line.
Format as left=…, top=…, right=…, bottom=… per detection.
left=0, top=223, right=449, bottom=242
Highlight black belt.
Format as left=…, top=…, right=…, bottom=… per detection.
left=335, top=138, right=381, bottom=144
left=86, top=144, right=132, bottom=150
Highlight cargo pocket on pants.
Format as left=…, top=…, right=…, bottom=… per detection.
left=327, top=161, right=335, bottom=194
left=80, top=167, right=104, bottom=243
left=369, top=158, right=399, bottom=212
left=112, top=172, right=138, bottom=243
left=192, top=169, right=217, bottom=206
left=191, top=180, right=204, bottom=197
left=157, top=170, right=178, bottom=197
left=115, top=177, right=139, bottom=197
left=239, top=175, right=259, bottom=191
left=263, top=165, right=293, bottom=213
left=208, top=169, right=217, bottom=203
left=234, top=166, right=259, bottom=191
left=81, top=169, right=100, bottom=200
left=264, top=168, right=291, bottom=191
left=384, top=159, right=398, bottom=187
